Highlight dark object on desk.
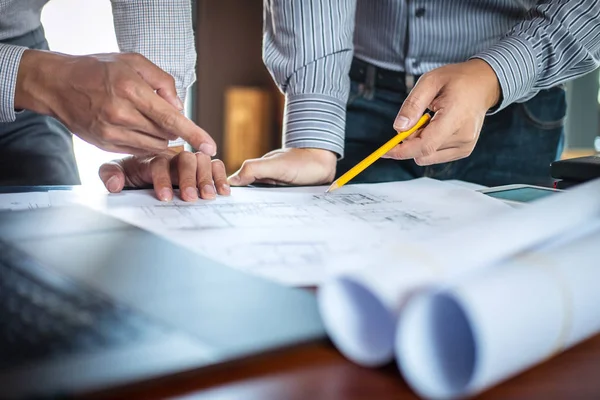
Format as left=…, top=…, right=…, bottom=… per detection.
left=551, top=155, right=600, bottom=188
left=554, top=180, right=581, bottom=190
left=0, top=206, right=325, bottom=399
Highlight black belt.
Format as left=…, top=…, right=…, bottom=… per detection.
left=349, top=58, right=420, bottom=93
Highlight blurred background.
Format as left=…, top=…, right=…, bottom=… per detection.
left=42, top=0, right=599, bottom=187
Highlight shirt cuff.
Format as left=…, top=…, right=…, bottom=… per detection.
left=0, top=44, right=28, bottom=123
left=472, top=35, right=538, bottom=113
left=283, top=94, right=347, bottom=158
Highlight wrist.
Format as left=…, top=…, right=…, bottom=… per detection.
left=468, top=58, right=501, bottom=110
left=302, top=148, right=337, bottom=166
left=14, top=50, right=68, bottom=114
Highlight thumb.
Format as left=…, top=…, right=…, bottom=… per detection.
left=99, top=161, right=126, bottom=193
left=394, top=76, right=438, bottom=132
left=228, top=157, right=279, bottom=187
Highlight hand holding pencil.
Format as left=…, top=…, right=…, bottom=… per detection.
left=326, top=112, right=432, bottom=192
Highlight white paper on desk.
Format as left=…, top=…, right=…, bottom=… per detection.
left=318, top=178, right=600, bottom=367
left=96, top=178, right=509, bottom=286
left=0, top=191, right=81, bottom=211
left=396, top=226, right=600, bottom=400
left=0, top=192, right=53, bottom=211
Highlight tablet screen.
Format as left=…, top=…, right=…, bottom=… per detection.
left=484, top=187, right=558, bottom=203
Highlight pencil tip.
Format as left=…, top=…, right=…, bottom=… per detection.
left=326, top=182, right=339, bottom=193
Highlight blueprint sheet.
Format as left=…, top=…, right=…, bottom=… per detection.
left=0, top=179, right=509, bottom=285
left=97, top=178, right=510, bottom=285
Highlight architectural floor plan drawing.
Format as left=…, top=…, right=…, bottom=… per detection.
left=0, top=179, right=511, bottom=285
left=99, top=178, right=511, bottom=285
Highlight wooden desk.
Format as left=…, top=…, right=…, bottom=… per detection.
left=91, top=332, right=600, bottom=399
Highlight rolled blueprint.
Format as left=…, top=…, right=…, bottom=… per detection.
left=396, top=228, right=600, bottom=400
left=318, top=178, right=600, bottom=367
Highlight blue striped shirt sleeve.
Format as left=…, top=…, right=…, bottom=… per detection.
left=0, top=43, right=27, bottom=122
left=263, top=0, right=357, bottom=158
left=474, top=0, right=600, bottom=111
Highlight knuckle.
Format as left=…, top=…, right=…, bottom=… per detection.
left=195, top=152, right=211, bottom=163
left=180, top=176, right=196, bottom=187
left=414, top=157, right=430, bottom=166
left=386, top=149, right=401, bottom=160
left=429, top=99, right=442, bottom=113
left=402, top=97, right=422, bottom=111
left=393, top=144, right=408, bottom=157
left=151, top=155, right=169, bottom=169
left=154, top=140, right=169, bottom=151
left=158, top=112, right=179, bottom=130
left=99, top=127, right=119, bottom=143
left=211, top=159, right=226, bottom=170
left=100, top=143, right=118, bottom=153
left=123, top=52, right=145, bottom=63
left=420, top=141, right=437, bottom=157
left=178, top=150, right=195, bottom=165
left=456, top=127, right=477, bottom=144
left=239, top=159, right=254, bottom=174
left=467, top=128, right=479, bottom=142
left=103, top=104, right=129, bottom=124
left=417, top=72, right=436, bottom=87
left=198, top=177, right=213, bottom=186
left=115, top=79, right=138, bottom=99
left=154, top=178, right=171, bottom=188
left=418, top=72, right=433, bottom=83
left=197, top=168, right=214, bottom=184
left=166, top=74, right=176, bottom=87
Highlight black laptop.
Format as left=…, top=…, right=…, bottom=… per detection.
left=0, top=205, right=325, bottom=399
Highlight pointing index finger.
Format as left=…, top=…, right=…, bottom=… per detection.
left=134, top=88, right=217, bottom=156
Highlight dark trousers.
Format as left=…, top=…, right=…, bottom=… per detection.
left=0, top=27, right=80, bottom=185
left=337, top=59, right=566, bottom=187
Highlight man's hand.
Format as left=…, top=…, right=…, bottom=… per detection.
left=384, top=59, right=501, bottom=165
left=15, top=50, right=217, bottom=156
left=228, top=148, right=337, bottom=186
left=99, top=151, right=230, bottom=202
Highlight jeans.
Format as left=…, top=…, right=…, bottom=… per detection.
left=0, top=27, right=80, bottom=186
left=337, top=79, right=566, bottom=187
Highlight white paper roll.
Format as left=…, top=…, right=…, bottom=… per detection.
left=319, top=178, right=600, bottom=367
left=318, top=258, right=435, bottom=366
left=396, top=229, right=600, bottom=400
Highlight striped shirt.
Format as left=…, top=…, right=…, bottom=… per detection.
left=0, top=0, right=195, bottom=126
left=264, top=0, right=600, bottom=158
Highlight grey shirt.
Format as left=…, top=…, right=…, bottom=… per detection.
left=0, top=0, right=195, bottom=130
left=0, top=0, right=46, bottom=40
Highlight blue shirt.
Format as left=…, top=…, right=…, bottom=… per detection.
left=263, top=0, right=600, bottom=158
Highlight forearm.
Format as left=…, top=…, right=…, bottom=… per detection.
left=264, top=0, right=357, bottom=158
left=110, top=0, right=196, bottom=103
left=474, top=0, right=600, bottom=110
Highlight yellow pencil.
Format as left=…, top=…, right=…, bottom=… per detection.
left=326, top=113, right=432, bottom=193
